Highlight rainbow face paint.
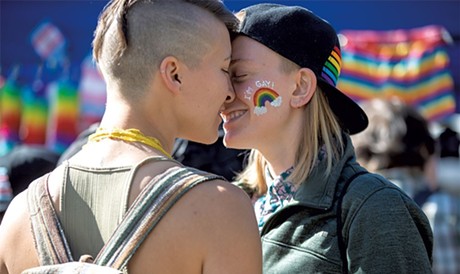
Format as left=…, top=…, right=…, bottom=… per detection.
left=247, top=80, right=282, bottom=116
left=244, top=86, right=254, bottom=100
left=253, top=87, right=282, bottom=116
left=255, top=80, right=275, bottom=89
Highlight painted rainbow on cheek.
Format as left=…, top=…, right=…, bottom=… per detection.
left=253, top=88, right=282, bottom=116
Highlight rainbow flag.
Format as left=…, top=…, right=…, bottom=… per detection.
left=19, top=80, right=48, bottom=144
left=78, top=54, right=106, bottom=132
left=337, top=25, right=456, bottom=121
left=46, top=79, right=79, bottom=154
left=30, top=20, right=66, bottom=66
left=0, top=79, right=22, bottom=156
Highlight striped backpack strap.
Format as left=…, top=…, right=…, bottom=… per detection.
left=94, top=166, right=222, bottom=269
left=27, top=173, right=74, bottom=265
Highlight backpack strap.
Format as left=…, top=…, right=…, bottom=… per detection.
left=26, top=157, right=172, bottom=266
left=27, top=156, right=221, bottom=270
left=94, top=165, right=222, bottom=269
left=27, top=173, right=74, bottom=265
left=336, top=171, right=367, bottom=274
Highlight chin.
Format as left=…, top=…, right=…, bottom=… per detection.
left=201, top=137, right=219, bottom=145
left=222, top=132, right=248, bottom=150
left=193, top=132, right=219, bottom=145
left=188, top=121, right=221, bottom=144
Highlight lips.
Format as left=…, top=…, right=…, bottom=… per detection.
left=221, top=110, right=246, bottom=123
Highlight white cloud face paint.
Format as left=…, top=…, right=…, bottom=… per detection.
left=251, top=80, right=282, bottom=116
left=244, top=86, right=254, bottom=101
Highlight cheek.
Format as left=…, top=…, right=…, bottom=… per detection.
left=211, top=74, right=230, bottom=97
left=232, top=82, right=254, bottom=103
left=242, top=85, right=254, bottom=101
left=252, top=80, right=283, bottom=116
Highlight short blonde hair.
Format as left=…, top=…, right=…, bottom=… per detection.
left=92, top=0, right=237, bottom=99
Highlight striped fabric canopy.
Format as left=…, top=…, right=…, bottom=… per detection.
left=337, top=25, right=456, bottom=121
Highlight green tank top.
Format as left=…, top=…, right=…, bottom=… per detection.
left=58, top=162, right=134, bottom=259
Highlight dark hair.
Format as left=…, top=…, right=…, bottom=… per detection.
left=438, top=127, right=460, bottom=158
left=352, top=98, right=434, bottom=171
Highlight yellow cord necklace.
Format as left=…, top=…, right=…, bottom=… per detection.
left=87, top=128, right=172, bottom=159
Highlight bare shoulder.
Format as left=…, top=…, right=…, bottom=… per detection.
left=177, top=178, right=262, bottom=274
left=162, top=177, right=258, bottom=236
left=128, top=178, right=262, bottom=274
left=180, top=177, right=259, bottom=225
left=0, top=190, right=39, bottom=273
left=195, top=177, right=254, bottom=207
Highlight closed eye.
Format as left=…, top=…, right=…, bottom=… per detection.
left=231, top=74, right=247, bottom=81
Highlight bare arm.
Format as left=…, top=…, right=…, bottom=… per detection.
left=0, top=191, right=39, bottom=274
left=199, top=180, right=262, bottom=274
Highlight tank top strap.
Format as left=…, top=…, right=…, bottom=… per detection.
left=131, top=156, right=181, bottom=171
left=124, top=156, right=181, bottom=183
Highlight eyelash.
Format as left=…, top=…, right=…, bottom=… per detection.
left=231, top=74, right=247, bottom=82
left=222, top=69, right=230, bottom=74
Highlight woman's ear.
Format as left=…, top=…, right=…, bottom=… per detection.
left=159, top=56, right=182, bottom=94
left=290, top=68, right=316, bottom=108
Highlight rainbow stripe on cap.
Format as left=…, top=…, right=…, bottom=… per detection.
left=321, top=46, right=342, bottom=87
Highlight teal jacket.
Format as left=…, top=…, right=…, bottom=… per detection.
left=260, top=135, right=433, bottom=273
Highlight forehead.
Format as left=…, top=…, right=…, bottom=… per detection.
left=231, top=35, right=279, bottom=65
left=202, top=22, right=232, bottom=63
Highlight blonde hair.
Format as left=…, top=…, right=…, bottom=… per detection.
left=237, top=58, right=344, bottom=196
left=92, top=0, right=237, bottom=100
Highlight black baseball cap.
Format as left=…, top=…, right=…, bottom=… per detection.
left=237, top=3, right=368, bottom=134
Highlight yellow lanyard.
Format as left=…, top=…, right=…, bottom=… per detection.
left=87, top=128, right=172, bottom=159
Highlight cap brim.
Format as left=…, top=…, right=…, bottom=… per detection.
left=317, top=79, right=368, bottom=135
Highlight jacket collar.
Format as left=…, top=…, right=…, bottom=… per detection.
left=290, top=134, right=357, bottom=210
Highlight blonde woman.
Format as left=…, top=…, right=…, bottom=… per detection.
left=222, top=3, right=433, bottom=273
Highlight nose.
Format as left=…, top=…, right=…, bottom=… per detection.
left=225, top=76, right=235, bottom=103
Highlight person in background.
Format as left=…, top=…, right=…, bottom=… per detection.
left=438, top=125, right=460, bottom=158
left=0, top=145, right=60, bottom=197
left=0, top=145, right=59, bottom=224
left=424, top=125, right=460, bottom=274
left=351, top=98, right=437, bottom=205
left=352, top=98, right=460, bottom=274
left=0, top=167, right=12, bottom=224
left=222, top=3, right=433, bottom=273
left=434, top=124, right=460, bottom=197
left=0, top=0, right=262, bottom=273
